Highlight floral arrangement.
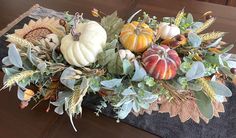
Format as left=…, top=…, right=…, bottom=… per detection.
left=1, top=9, right=235, bottom=131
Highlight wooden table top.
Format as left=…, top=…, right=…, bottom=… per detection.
left=0, top=0, right=236, bottom=138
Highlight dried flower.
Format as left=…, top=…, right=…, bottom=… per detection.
left=199, top=31, right=225, bottom=41
left=6, top=34, right=34, bottom=48
left=1, top=70, right=39, bottom=90
left=198, top=78, right=216, bottom=100
left=91, top=8, right=100, bottom=17
left=174, top=9, right=185, bottom=26
left=195, top=18, right=216, bottom=34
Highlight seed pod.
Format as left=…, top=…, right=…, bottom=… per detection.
left=230, top=68, right=236, bottom=74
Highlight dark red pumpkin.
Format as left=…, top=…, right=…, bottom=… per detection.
left=142, top=45, right=181, bottom=80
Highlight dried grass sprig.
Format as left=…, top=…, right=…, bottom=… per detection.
left=195, top=18, right=215, bottom=34
left=160, top=81, right=188, bottom=102
left=6, top=34, right=34, bottom=48
left=1, top=70, right=39, bottom=90
left=67, top=77, right=90, bottom=132
left=198, top=78, right=215, bottom=100
left=174, top=9, right=185, bottom=26
left=199, top=31, right=226, bottom=41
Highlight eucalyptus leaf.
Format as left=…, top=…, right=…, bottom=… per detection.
left=60, top=67, right=76, bottom=90
left=186, top=61, right=205, bottom=81
left=17, top=87, right=24, bottom=101
left=188, top=82, right=203, bottom=91
left=2, top=67, right=19, bottom=76
left=220, top=44, right=234, bottom=54
left=137, top=100, right=149, bottom=109
left=219, top=67, right=234, bottom=79
left=205, top=54, right=220, bottom=65
left=51, top=91, right=72, bottom=106
left=227, top=60, right=236, bottom=68
left=132, top=100, right=140, bottom=112
left=101, top=11, right=125, bottom=42
left=188, top=33, right=202, bottom=47
left=131, top=60, right=147, bottom=82
left=100, top=78, right=122, bottom=89
left=186, top=13, right=193, bottom=24
left=117, top=100, right=133, bottom=119
left=8, top=43, right=22, bottom=68
left=107, top=52, right=123, bottom=74
left=97, top=48, right=115, bottom=66
left=206, top=37, right=222, bottom=48
left=122, top=59, right=134, bottom=75
left=114, top=97, right=132, bottom=107
left=122, top=87, right=136, bottom=96
left=54, top=106, right=64, bottom=115
left=209, top=81, right=232, bottom=97
left=191, top=22, right=203, bottom=31
left=89, top=77, right=101, bottom=92
left=2, top=57, right=12, bottom=66
left=195, top=91, right=213, bottom=119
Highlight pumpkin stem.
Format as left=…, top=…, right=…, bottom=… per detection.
left=72, top=32, right=81, bottom=41
left=70, top=12, right=84, bottom=41
left=135, top=21, right=144, bottom=35
left=158, top=49, right=168, bottom=59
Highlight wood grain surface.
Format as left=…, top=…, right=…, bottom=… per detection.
left=0, top=0, right=236, bottom=138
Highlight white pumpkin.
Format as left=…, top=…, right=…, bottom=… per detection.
left=158, top=22, right=180, bottom=40
left=60, top=21, right=107, bottom=67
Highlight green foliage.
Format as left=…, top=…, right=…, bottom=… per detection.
left=209, top=81, right=232, bottom=97
left=144, top=76, right=156, bottom=87
left=131, top=60, right=147, bottom=82
left=8, top=44, right=23, bottom=68
left=101, top=11, right=125, bottom=42
left=60, top=67, right=76, bottom=90
left=65, top=77, right=90, bottom=132
left=107, top=52, right=123, bottom=75
left=174, top=9, right=185, bottom=27
left=188, top=33, right=202, bottom=47
left=122, top=59, right=134, bottom=76
left=101, top=78, right=122, bottom=89
left=195, top=91, right=213, bottom=119
left=141, top=12, right=158, bottom=30
left=89, top=77, right=101, bottom=92
left=186, top=61, right=206, bottom=81
left=97, top=48, right=116, bottom=66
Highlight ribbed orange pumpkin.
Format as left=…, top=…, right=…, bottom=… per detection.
left=142, top=45, right=181, bottom=80
left=119, top=21, right=154, bottom=53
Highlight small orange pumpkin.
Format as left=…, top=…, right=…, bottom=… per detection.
left=119, top=21, right=154, bottom=53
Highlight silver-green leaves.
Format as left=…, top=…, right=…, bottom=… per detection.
left=100, top=11, right=124, bottom=42
left=186, top=61, right=205, bottom=81
left=100, top=78, right=122, bottom=89
left=8, top=44, right=22, bottom=68
left=122, top=59, right=134, bottom=75
left=195, top=91, right=213, bottom=119
left=209, top=81, right=232, bottom=97
left=188, top=33, right=202, bottom=47
left=131, top=60, right=147, bottom=82
left=60, top=67, right=76, bottom=90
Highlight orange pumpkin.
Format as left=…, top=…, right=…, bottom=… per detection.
left=119, top=21, right=154, bottom=53
left=142, top=45, right=181, bottom=80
